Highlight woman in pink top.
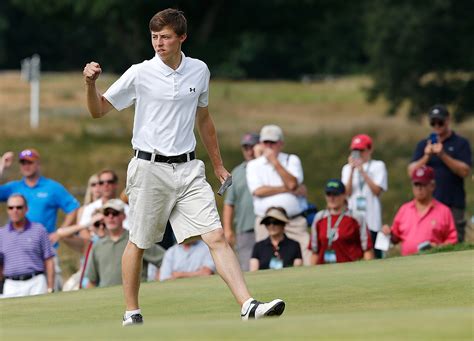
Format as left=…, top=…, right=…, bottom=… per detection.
left=382, top=166, right=457, bottom=256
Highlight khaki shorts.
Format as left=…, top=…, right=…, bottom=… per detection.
left=126, top=157, right=222, bottom=249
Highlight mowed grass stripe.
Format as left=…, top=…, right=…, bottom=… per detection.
left=0, top=251, right=472, bottom=340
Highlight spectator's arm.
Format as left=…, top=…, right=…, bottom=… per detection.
left=223, top=203, right=236, bottom=247
left=359, top=169, right=384, bottom=196
left=45, top=257, right=55, bottom=292
left=363, top=250, right=374, bottom=260
left=437, top=151, right=471, bottom=178
left=61, top=209, right=78, bottom=228
left=0, top=151, right=14, bottom=177
left=249, top=258, right=260, bottom=272
left=310, top=252, right=318, bottom=265
left=263, top=149, right=298, bottom=190
left=293, top=258, right=303, bottom=267
left=253, top=185, right=288, bottom=197
left=171, top=266, right=213, bottom=279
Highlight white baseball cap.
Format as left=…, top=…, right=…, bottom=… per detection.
left=259, top=125, right=284, bottom=142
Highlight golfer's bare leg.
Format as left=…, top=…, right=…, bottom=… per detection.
left=122, top=241, right=144, bottom=310
left=201, top=229, right=251, bottom=306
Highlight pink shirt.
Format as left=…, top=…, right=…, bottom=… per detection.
left=391, top=199, right=457, bottom=256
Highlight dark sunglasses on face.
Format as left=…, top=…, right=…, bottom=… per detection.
left=99, top=179, right=116, bottom=185
left=93, top=220, right=105, bottom=228
left=264, top=218, right=285, bottom=227
left=8, top=205, right=24, bottom=210
left=90, top=182, right=99, bottom=187
left=104, top=210, right=120, bottom=217
left=263, top=140, right=277, bottom=145
left=430, top=119, right=445, bottom=127
left=325, top=192, right=341, bottom=197
left=19, top=160, right=33, bottom=165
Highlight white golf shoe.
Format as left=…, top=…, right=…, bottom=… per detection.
left=240, top=299, right=285, bottom=320
left=122, top=313, right=144, bottom=326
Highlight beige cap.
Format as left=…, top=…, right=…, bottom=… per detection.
left=259, top=125, right=284, bottom=142
left=101, top=199, right=125, bottom=213
left=261, top=207, right=289, bottom=225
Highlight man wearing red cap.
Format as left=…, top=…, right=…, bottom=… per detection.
left=341, top=134, right=387, bottom=258
left=382, top=166, right=457, bottom=256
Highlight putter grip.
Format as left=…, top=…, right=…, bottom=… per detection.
left=217, top=176, right=232, bottom=196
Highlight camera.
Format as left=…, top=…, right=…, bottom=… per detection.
left=350, top=150, right=360, bottom=159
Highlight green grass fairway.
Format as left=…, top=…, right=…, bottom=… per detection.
left=1, top=251, right=473, bottom=340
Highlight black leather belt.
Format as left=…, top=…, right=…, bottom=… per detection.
left=134, top=150, right=195, bottom=164
left=6, top=271, right=44, bottom=281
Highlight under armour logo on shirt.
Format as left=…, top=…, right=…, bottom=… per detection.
left=190, top=88, right=196, bottom=92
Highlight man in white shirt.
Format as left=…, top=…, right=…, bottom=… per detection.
left=83, top=8, right=284, bottom=325
left=246, top=124, right=311, bottom=265
left=341, top=134, right=388, bottom=258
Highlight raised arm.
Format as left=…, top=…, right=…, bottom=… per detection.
left=83, top=61, right=114, bottom=118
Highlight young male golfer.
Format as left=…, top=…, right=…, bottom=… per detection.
left=83, top=8, right=285, bottom=325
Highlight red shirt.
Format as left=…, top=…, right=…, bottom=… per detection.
left=309, top=210, right=372, bottom=264
left=390, top=199, right=457, bottom=256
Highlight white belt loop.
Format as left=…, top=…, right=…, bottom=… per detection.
left=151, top=149, right=158, bottom=164
left=186, top=153, right=190, bottom=162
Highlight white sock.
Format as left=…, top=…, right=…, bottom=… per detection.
left=241, top=298, right=255, bottom=313
left=124, top=309, right=141, bottom=319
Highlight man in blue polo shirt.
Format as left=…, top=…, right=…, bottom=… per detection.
left=408, top=105, right=472, bottom=242
left=0, top=148, right=80, bottom=289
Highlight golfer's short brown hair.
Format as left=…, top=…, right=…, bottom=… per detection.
left=149, top=8, right=187, bottom=36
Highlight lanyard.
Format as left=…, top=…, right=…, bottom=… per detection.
left=357, top=160, right=372, bottom=192
left=326, top=210, right=345, bottom=248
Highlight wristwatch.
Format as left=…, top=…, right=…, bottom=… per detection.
left=47, top=288, right=54, bottom=293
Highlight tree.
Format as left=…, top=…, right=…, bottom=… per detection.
left=365, top=0, right=474, bottom=121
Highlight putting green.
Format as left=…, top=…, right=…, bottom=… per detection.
left=1, top=251, right=472, bottom=340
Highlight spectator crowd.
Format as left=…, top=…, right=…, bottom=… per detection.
left=0, top=104, right=471, bottom=298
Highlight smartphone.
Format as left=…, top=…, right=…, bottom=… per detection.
left=429, top=133, right=438, bottom=144
left=350, top=150, right=360, bottom=159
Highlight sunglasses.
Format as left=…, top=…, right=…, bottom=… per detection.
left=8, top=205, right=24, bottom=210
left=93, top=220, right=105, bottom=228
left=103, top=210, right=120, bottom=217
left=412, top=182, right=429, bottom=187
left=99, top=179, right=117, bottom=185
left=264, top=218, right=285, bottom=226
left=19, top=160, right=33, bottom=165
left=430, top=119, right=445, bottom=127
left=325, top=192, right=342, bottom=197
left=90, top=182, right=99, bottom=187
left=262, top=140, right=277, bottom=145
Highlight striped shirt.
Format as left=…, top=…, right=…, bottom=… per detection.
left=0, top=220, right=55, bottom=277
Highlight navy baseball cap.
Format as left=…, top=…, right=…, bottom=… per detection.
left=428, top=105, right=449, bottom=120
left=240, top=133, right=259, bottom=146
left=325, top=179, right=345, bottom=195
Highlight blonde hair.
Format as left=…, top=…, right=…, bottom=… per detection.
left=83, top=173, right=100, bottom=205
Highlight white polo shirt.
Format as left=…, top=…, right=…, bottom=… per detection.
left=103, top=52, right=210, bottom=156
left=246, top=153, right=304, bottom=217
left=341, top=159, right=387, bottom=232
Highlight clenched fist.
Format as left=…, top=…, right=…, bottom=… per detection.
left=83, top=61, right=102, bottom=84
